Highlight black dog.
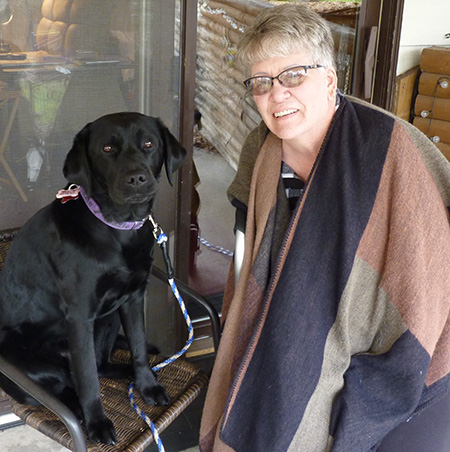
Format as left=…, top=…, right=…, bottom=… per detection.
left=0, top=112, right=186, bottom=445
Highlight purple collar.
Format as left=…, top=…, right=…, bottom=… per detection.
left=56, top=185, right=149, bottom=230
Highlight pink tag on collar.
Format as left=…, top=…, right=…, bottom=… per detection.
left=56, top=185, right=80, bottom=204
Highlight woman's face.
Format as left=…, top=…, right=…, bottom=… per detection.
left=250, top=51, right=337, bottom=149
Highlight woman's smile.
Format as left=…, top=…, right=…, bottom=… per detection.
left=273, top=108, right=299, bottom=119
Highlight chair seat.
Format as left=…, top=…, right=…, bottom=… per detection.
left=1, top=350, right=208, bottom=452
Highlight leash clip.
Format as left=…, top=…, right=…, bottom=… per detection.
left=148, top=214, right=166, bottom=244
left=147, top=214, right=173, bottom=280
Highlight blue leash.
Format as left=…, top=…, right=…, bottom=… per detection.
left=128, top=215, right=194, bottom=452
left=198, top=235, right=233, bottom=257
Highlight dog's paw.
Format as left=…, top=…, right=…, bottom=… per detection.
left=86, top=417, right=117, bottom=445
left=140, top=383, right=170, bottom=406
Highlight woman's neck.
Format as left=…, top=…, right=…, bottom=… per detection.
left=281, top=103, right=336, bottom=180
left=281, top=144, right=317, bottom=181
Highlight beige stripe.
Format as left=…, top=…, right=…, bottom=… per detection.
left=426, top=312, right=450, bottom=386
left=287, top=257, right=406, bottom=452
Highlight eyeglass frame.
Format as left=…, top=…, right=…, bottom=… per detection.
left=243, top=64, right=324, bottom=95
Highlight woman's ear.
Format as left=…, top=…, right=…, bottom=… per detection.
left=326, top=66, right=338, bottom=101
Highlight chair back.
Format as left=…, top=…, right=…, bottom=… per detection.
left=0, top=228, right=19, bottom=271
left=36, top=0, right=117, bottom=58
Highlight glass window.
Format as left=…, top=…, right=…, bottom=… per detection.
left=0, top=0, right=182, bottom=231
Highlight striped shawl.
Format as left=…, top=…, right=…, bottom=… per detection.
left=200, top=96, right=450, bottom=452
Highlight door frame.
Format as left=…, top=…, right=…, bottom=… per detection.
left=352, top=0, right=405, bottom=110
left=372, top=0, right=405, bottom=110
left=174, top=0, right=198, bottom=348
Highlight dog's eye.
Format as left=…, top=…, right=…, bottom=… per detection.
left=143, top=141, right=153, bottom=149
left=103, top=145, right=113, bottom=153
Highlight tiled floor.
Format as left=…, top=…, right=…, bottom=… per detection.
left=0, top=424, right=201, bottom=452
left=0, top=147, right=235, bottom=452
left=0, top=424, right=69, bottom=452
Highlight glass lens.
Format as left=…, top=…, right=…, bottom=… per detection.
left=252, top=77, right=272, bottom=95
left=279, top=67, right=307, bottom=87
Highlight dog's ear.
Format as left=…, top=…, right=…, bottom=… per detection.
left=156, top=118, right=187, bottom=186
left=63, top=124, right=92, bottom=194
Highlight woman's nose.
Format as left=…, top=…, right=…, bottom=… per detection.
left=270, top=79, right=291, bottom=100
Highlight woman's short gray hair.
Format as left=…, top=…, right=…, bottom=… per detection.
left=237, top=4, right=336, bottom=69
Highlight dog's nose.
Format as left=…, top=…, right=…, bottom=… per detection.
left=126, top=170, right=148, bottom=187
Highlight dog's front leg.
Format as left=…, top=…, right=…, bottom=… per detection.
left=67, top=319, right=117, bottom=445
left=119, top=300, right=170, bottom=406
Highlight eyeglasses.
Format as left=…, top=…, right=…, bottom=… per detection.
left=243, top=65, right=323, bottom=96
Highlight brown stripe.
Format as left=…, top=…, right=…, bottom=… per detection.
left=202, top=133, right=282, bottom=444
left=222, top=134, right=324, bottom=429
left=357, top=122, right=450, bottom=383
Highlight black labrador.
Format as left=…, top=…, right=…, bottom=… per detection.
left=0, top=112, right=186, bottom=445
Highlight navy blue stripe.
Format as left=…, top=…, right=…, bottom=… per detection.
left=377, top=374, right=450, bottom=452
left=330, top=330, right=431, bottom=451
left=221, top=98, right=395, bottom=451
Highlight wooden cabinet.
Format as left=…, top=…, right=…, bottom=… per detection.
left=412, top=46, right=450, bottom=161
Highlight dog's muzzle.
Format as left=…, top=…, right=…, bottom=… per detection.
left=114, top=170, right=157, bottom=204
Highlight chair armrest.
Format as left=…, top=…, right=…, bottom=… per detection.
left=151, top=266, right=221, bottom=353
left=0, top=355, right=87, bottom=452
left=233, top=208, right=246, bottom=287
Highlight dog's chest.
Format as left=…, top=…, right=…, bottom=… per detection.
left=89, top=233, right=154, bottom=316
left=95, top=266, right=149, bottom=317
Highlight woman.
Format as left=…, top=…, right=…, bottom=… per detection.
left=200, top=4, right=450, bottom=452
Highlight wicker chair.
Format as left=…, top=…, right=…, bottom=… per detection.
left=0, top=228, right=220, bottom=452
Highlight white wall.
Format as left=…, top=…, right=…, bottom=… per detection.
left=397, top=0, right=450, bottom=75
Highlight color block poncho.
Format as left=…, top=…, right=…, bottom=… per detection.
left=199, top=96, right=450, bottom=452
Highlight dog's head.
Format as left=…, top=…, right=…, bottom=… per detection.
left=63, top=112, right=186, bottom=215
